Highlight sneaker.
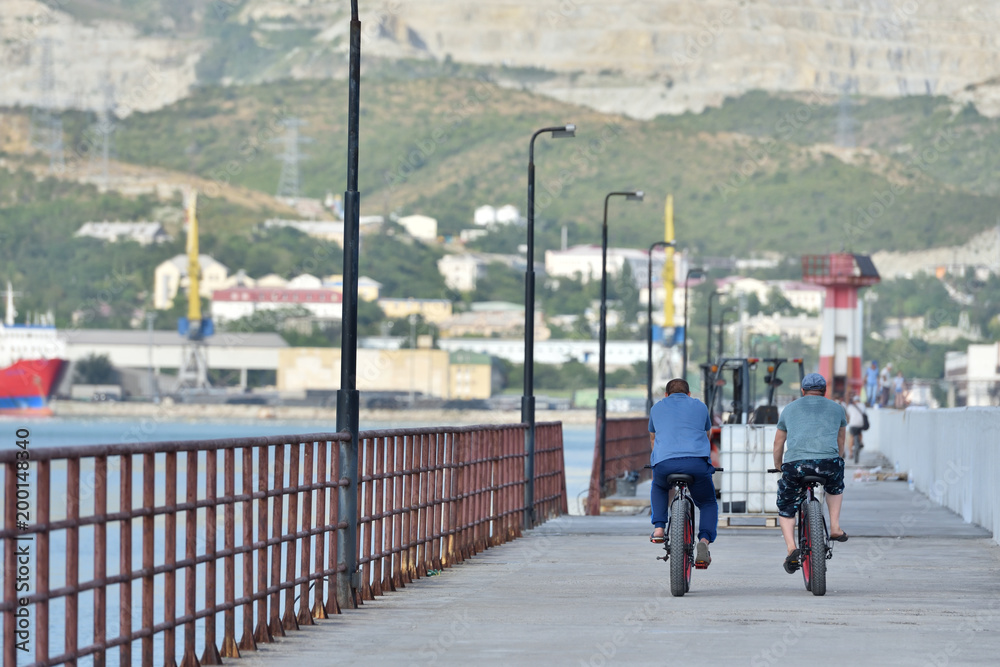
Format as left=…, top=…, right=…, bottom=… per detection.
left=695, top=542, right=711, bottom=567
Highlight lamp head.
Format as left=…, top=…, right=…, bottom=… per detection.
left=688, top=266, right=706, bottom=279
left=626, top=190, right=644, bottom=201
left=551, top=123, right=576, bottom=138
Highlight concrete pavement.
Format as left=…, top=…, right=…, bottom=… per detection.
left=241, top=480, right=999, bottom=666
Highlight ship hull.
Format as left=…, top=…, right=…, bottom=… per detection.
left=0, top=359, right=66, bottom=416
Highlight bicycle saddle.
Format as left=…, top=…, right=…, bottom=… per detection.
left=666, top=473, right=695, bottom=485
left=801, top=475, right=827, bottom=485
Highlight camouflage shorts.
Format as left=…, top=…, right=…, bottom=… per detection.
left=776, top=458, right=845, bottom=518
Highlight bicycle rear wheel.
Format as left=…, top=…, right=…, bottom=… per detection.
left=804, top=500, right=827, bottom=596
left=799, top=506, right=811, bottom=591
left=669, top=495, right=690, bottom=597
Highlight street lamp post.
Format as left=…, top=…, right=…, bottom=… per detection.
left=706, top=290, right=721, bottom=366
left=523, top=123, right=575, bottom=529
left=681, top=267, right=705, bottom=381
left=719, top=306, right=737, bottom=359
left=646, top=240, right=675, bottom=413
left=597, top=191, right=644, bottom=500
left=335, top=0, right=362, bottom=610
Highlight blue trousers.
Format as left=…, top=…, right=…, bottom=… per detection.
left=650, top=457, right=718, bottom=543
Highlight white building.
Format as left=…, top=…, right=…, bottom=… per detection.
left=286, top=274, right=324, bottom=290
left=545, top=245, right=663, bottom=286
left=75, top=221, right=171, bottom=245
left=945, top=343, right=1000, bottom=407
left=715, top=277, right=824, bottom=313
left=473, top=204, right=522, bottom=227
left=211, top=287, right=343, bottom=322
left=438, top=254, right=485, bottom=292
left=742, top=312, right=824, bottom=348
left=60, top=329, right=287, bottom=390
left=473, top=205, right=496, bottom=226
left=256, top=274, right=288, bottom=288
left=154, top=255, right=230, bottom=310
left=438, top=252, right=529, bottom=292
left=437, top=337, right=647, bottom=369
left=459, top=229, right=488, bottom=243
left=397, top=214, right=438, bottom=242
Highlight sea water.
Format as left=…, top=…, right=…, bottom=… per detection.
left=0, top=417, right=597, bottom=665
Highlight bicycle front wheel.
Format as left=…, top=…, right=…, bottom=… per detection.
left=669, top=495, right=690, bottom=597
left=804, top=500, right=827, bottom=596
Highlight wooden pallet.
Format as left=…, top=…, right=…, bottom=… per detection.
left=718, top=514, right=779, bottom=528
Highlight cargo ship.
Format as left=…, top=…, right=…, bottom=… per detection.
left=0, top=283, right=67, bottom=416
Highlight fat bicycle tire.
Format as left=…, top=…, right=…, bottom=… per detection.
left=669, top=496, right=690, bottom=597
left=805, top=500, right=827, bottom=596
left=799, top=506, right=811, bottom=591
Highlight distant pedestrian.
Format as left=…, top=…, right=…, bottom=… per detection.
left=894, top=371, right=906, bottom=409
left=865, top=361, right=879, bottom=407
left=845, top=395, right=866, bottom=459
left=879, top=363, right=892, bottom=407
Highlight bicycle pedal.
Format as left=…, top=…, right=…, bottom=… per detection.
left=694, top=563, right=709, bottom=570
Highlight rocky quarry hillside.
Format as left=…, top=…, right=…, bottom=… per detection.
left=2, top=0, right=1000, bottom=118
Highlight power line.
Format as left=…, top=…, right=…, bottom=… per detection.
left=273, top=117, right=311, bottom=199
left=29, top=37, right=64, bottom=174
left=88, top=75, right=117, bottom=189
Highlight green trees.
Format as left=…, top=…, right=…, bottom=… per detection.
left=74, top=354, right=118, bottom=385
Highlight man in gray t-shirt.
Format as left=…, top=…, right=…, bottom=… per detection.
left=772, top=373, right=848, bottom=574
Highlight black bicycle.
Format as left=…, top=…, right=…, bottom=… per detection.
left=648, top=466, right=723, bottom=597
left=769, top=468, right=832, bottom=596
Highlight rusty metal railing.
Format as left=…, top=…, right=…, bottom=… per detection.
left=585, top=417, right=650, bottom=515
left=1, top=423, right=567, bottom=666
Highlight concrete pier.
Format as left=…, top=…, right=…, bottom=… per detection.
left=241, top=480, right=998, bottom=665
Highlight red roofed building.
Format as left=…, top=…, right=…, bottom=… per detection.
left=212, top=287, right=343, bottom=322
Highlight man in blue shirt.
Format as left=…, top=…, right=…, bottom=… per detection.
left=648, top=378, right=716, bottom=567
left=865, top=361, right=879, bottom=407
left=773, top=372, right=848, bottom=574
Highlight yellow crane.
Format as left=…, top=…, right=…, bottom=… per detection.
left=186, top=190, right=202, bottom=326
left=662, top=194, right=675, bottom=334
left=176, top=188, right=213, bottom=389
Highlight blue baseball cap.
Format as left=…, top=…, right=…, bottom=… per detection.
left=801, top=373, right=827, bottom=391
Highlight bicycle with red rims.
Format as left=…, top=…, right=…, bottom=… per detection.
left=769, top=468, right=832, bottom=596
left=648, top=465, right=724, bottom=597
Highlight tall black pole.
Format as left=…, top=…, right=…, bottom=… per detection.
left=646, top=241, right=672, bottom=413
left=707, top=290, right=720, bottom=366
left=597, top=195, right=610, bottom=498
left=719, top=307, right=735, bottom=360
left=522, top=135, right=538, bottom=530
left=681, top=267, right=704, bottom=382
left=598, top=191, right=642, bottom=499
left=522, top=125, right=574, bottom=528
left=335, top=0, right=361, bottom=611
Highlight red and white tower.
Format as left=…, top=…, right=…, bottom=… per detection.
left=801, top=254, right=880, bottom=400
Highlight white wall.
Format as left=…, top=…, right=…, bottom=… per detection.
left=868, top=408, right=1000, bottom=544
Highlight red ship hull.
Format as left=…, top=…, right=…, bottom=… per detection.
left=0, top=358, right=66, bottom=416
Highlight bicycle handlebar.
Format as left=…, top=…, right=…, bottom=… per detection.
left=767, top=468, right=781, bottom=473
